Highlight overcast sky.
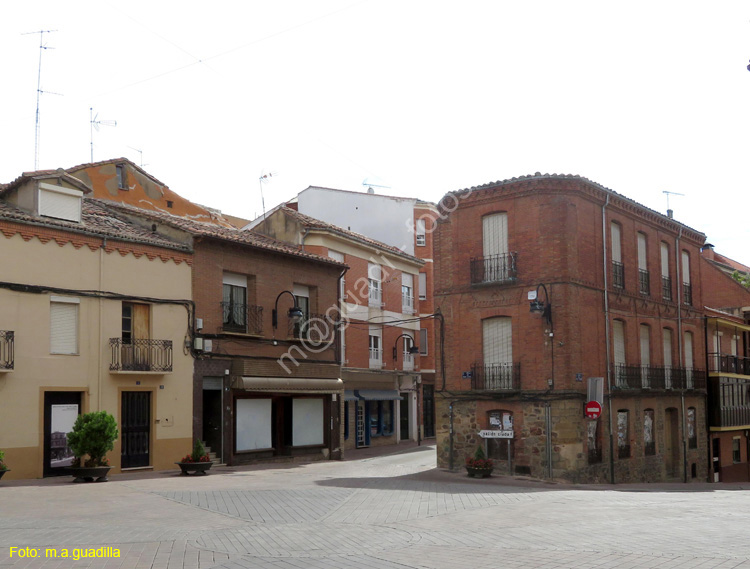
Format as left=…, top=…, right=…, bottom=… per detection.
left=2, top=2, right=749, bottom=263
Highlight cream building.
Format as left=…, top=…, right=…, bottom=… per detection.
left=0, top=169, right=194, bottom=479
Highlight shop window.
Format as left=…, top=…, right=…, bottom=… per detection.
left=617, top=410, right=630, bottom=459
left=687, top=407, right=697, bottom=449
left=369, top=400, right=394, bottom=437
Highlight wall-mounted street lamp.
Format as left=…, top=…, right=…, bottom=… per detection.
left=272, top=290, right=304, bottom=331
left=393, top=333, right=419, bottom=361
left=528, top=283, right=552, bottom=326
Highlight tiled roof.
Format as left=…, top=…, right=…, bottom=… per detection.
left=0, top=198, right=190, bottom=252
left=280, top=207, right=423, bottom=265
left=98, top=201, right=346, bottom=267
left=0, top=169, right=93, bottom=197
left=66, top=157, right=170, bottom=188
left=449, top=172, right=706, bottom=238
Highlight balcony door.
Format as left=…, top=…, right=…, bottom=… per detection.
left=122, top=303, right=150, bottom=370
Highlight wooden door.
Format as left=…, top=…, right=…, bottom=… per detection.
left=664, top=408, right=679, bottom=478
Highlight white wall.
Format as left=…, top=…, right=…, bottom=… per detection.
left=298, top=187, right=417, bottom=255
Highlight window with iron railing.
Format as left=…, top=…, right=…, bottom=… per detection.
left=368, top=279, right=382, bottom=306
left=612, top=261, right=625, bottom=290
left=402, top=286, right=414, bottom=314
left=638, top=269, right=650, bottom=296
left=0, top=330, right=13, bottom=370
left=682, top=282, right=692, bottom=306
left=470, top=362, right=520, bottom=391
left=662, top=276, right=672, bottom=301
left=109, top=338, right=173, bottom=372
left=470, top=252, right=517, bottom=285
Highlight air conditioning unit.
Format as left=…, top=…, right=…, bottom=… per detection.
left=196, top=318, right=203, bottom=330
left=203, top=339, right=213, bottom=353
left=194, top=338, right=204, bottom=351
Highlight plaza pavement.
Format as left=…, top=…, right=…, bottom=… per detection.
left=2, top=443, right=750, bottom=569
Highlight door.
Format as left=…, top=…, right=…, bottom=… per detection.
left=121, top=391, right=151, bottom=468
left=202, top=379, right=223, bottom=462
left=400, top=395, right=410, bottom=441
left=664, top=408, right=679, bottom=478
left=122, top=303, right=151, bottom=370
left=43, top=391, right=81, bottom=477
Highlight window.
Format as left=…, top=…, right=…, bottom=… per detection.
left=368, top=263, right=382, bottom=306
left=687, top=407, right=697, bottom=449
left=370, top=400, right=394, bottom=436
left=644, top=409, right=655, bottom=455
left=660, top=242, right=672, bottom=301
left=681, top=251, right=692, bottom=306
left=482, top=317, right=513, bottom=389
left=613, top=320, right=626, bottom=387
left=38, top=183, right=82, bottom=223
left=418, top=272, right=427, bottom=300
left=293, top=284, right=310, bottom=338
left=401, top=332, right=415, bottom=371
left=639, top=324, right=651, bottom=388
left=611, top=222, right=624, bottom=289
left=222, top=273, right=247, bottom=332
left=50, top=297, right=79, bottom=354
left=684, top=331, right=694, bottom=388
left=116, top=165, right=127, bottom=189
left=637, top=232, right=649, bottom=296
left=122, top=302, right=150, bottom=342
left=401, top=273, right=414, bottom=314
left=663, top=328, right=673, bottom=388
left=617, top=410, right=630, bottom=459
left=419, top=328, right=428, bottom=355
left=368, top=327, right=382, bottom=368
left=479, top=212, right=512, bottom=283
left=415, top=218, right=426, bottom=246
left=733, top=437, right=741, bottom=464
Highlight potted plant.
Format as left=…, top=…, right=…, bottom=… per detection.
left=0, top=450, right=9, bottom=480
left=67, top=411, right=118, bottom=482
left=465, top=445, right=494, bottom=478
left=176, top=439, right=213, bottom=475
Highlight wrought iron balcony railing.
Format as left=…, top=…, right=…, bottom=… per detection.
left=682, top=282, right=692, bottom=306
left=0, top=330, right=13, bottom=370
left=470, top=362, right=520, bottom=391
left=470, top=252, right=518, bottom=285
left=110, top=338, right=173, bottom=372
left=612, top=364, right=706, bottom=391
left=708, top=353, right=750, bottom=376
left=612, top=261, right=625, bottom=290
left=290, top=313, right=338, bottom=344
left=662, top=276, right=672, bottom=301
left=221, top=302, right=263, bottom=335
left=638, top=269, right=650, bottom=296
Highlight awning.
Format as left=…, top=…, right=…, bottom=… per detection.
left=344, top=390, right=359, bottom=401
left=235, top=377, right=344, bottom=393
left=354, top=389, right=403, bottom=401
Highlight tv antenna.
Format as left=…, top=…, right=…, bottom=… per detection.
left=23, top=29, right=61, bottom=170
left=258, top=170, right=278, bottom=221
left=127, top=146, right=147, bottom=168
left=89, top=107, right=117, bottom=162
left=662, top=190, right=684, bottom=217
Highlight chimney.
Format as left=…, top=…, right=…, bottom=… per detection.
left=667, top=209, right=673, bottom=219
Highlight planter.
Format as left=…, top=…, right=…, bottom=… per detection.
left=466, top=466, right=493, bottom=478
left=0, top=469, right=9, bottom=480
left=71, top=466, right=111, bottom=483
left=176, top=462, right=212, bottom=476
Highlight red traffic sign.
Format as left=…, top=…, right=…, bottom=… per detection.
left=585, top=401, right=602, bottom=419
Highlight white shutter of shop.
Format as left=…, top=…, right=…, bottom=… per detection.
left=639, top=325, right=650, bottom=366
left=235, top=399, right=272, bottom=451
left=482, top=213, right=508, bottom=258
left=613, top=320, right=625, bottom=366
left=610, top=223, right=622, bottom=263
left=292, top=398, right=324, bottom=446
left=50, top=300, right=79, bottom=354
left=482, top=317, right=512, bottom=365
left=637, top=233, right=647, bottom=271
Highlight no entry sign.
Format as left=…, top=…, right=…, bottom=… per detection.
left=585, top=401, right=602, bottom=419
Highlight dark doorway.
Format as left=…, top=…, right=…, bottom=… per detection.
left=202, top=381, right=223, bottom=463
left=665, top=407, right=679, bottom=478
left=121, top=391, right=151, bottom=468
left=43, top=391, right=81, bottom=477
left=400, top=396, right=410, bottom=441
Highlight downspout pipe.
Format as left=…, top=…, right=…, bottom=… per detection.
left=675, top=227, right=688, bottom=483
left=602, top=195, right=615, bottom=484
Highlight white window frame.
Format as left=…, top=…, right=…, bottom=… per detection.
left=418, top=272, right=427, bottom=300
left=50, top=296, right=80, bottom=355
left=38, top=183, right=83, bottom=223
left=401, top=273, right=415, bottom=314
left=368, top=327, right=382, bottom=368
left=419, top=328, right=428, bottom=356
left=368, top=263, right=382, bottom=307
left=415, top=218, right=426, bottom=247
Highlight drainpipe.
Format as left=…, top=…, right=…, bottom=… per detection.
left=675, top=227, right=688, bottom=482
left=449, top=399, right=460, bottom=471
left=545, top=402, right=553, bottom=479
left=602, top=195, right=615, bottom=484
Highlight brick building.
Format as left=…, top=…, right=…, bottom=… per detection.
left=434, top=173, right=709, bottom=483
left=251, top=206, right=425, bottom=450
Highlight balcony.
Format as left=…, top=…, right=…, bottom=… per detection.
left=221, top=302, right=263, bottom=335
left=470, top=362, right=520, bottom=391
left=402, top=353, right=415, bottom=372
left=612, top=364, right=706, bottom=391
left=290, top=313, right=337, bottom=345
left=612, top=261, right=625, bottom=290
left=710, top=376, right=750, bottom=428
left=638, top=269, right=650, bottom=296
left=470, top=252, right=517, bottom=285
left=0, top=330, right=13, bottom=371
left=682, top=282, right=692, bottom=306
left=708, top=353, right=750, bottom=376
left=110, top=338, right=173, bottom=373
left=661, top=276, right=672, bottom=301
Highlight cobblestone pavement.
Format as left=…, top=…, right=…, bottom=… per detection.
left=2, top=444, right=750, bottom=569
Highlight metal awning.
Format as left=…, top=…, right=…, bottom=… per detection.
left=235, top=377, right=344, bottom=393
left=353, top=389, right=403, bottom=401
left=344, top=390, right=359, bottom=401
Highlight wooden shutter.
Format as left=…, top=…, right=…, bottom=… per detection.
left=613, top=320, right=625, bottom=366
left=132, top=304, right=150, bottom=340
left=50, top=300, right=78, bottom=354
left=482, top=317, right=512, bottom=365
left=482, top=213, right=508, bottom=257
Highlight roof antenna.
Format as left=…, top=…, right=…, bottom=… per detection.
left=259, top=170, right=278, bottom=221
left=90, top=107, right=117, bottom=162
left=127, top=146, right=147, bottom=168
left=662, top=190, right=685, bottom=219
left=22, top=29, right=61, bottom=170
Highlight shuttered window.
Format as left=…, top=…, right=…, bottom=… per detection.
left=637, top=233, right=647, bottom=271
left=38, top=184, right=82, bottom=222
left=610, top=223, right=622, bottom=263
left=50, top=297, right=79, bottom=354
left=419, top=328, right=428, bottom=355
left=482, top=213, right=508, bottom=258
left=613, top=320, right=625, bottom=366
left=482, top=317, right=512, bottom=365
left=639, top=325, right=650, bottom=366
left=684, top=332, right=694, bottom=369
left=663, top=328, right=673, bottom=368
left=660, top=242, right=670, bottom=278
left=681, top=251, right=691, bottom=285
left=418, top=273, right=427, bottom=300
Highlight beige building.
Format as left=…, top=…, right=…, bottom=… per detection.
left=0, top=169, right=194, bottom=479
